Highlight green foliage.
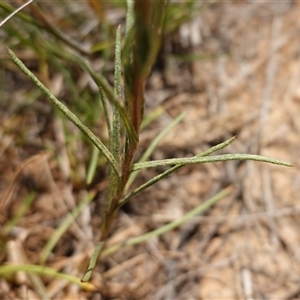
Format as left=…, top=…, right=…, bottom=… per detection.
left=0, top=0, right=293, bottom=287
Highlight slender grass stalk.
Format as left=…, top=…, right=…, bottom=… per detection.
left=27, top=271, right=49, bottom=300
left=102, top=186, right=232, bottom=259
left=81, top=242, right=104, bottom=282
left=86, top=89, right=112, bottom=185
left=0, top=265, right=96, bottom=291
left=0, top=0, right=33, bottom=27
left=39, top=191, right=96, bottom=265
left=140, top=106, right=164, bottom=130
left=81, top=186, right=230, bottom=282
left=0, top=1, right=89, bottom=55
left=0, top=1, right=35, bottom=26
left=2, top=192, right=36, bottom=235
left=86, top=146, right=100, bottom=185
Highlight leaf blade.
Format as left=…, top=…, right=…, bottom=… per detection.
left=131, top=153, right=294, bottom=172
left=8, top=48, right=121, bottom=179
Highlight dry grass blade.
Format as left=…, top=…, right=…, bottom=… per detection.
left=0, top=0, right=33, bottom=28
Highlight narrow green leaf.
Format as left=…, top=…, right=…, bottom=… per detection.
left=121, top=136, right=237, bottom=205
left=7, top=48, right=121, bottom=180
left=112, top=25, right=122, bottom=164
left=126, top=0, right=134, bottom=37
left=90, top=40, right=114, bottom=53
left=28, top=271, right=49, bottom=300
left=0, top=265, right=95, bottom=291
left=39, top=191, right=96, bottom=264
left=81, top=242, right=105, bottom=282
left=86, top=146, right=100, bottom=185
left=125, top=112, right=185, bottom=191
left=131, top=153, right=294, bottom=172
left=2, top=192, right=36, bottom=235
left=103, top=187, right=232, bottom=259
left=140, top=106, right=164, bottom=130
left=40, top=40, right=138, bottom=147
left=84, top=87, right=110, bottom=184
